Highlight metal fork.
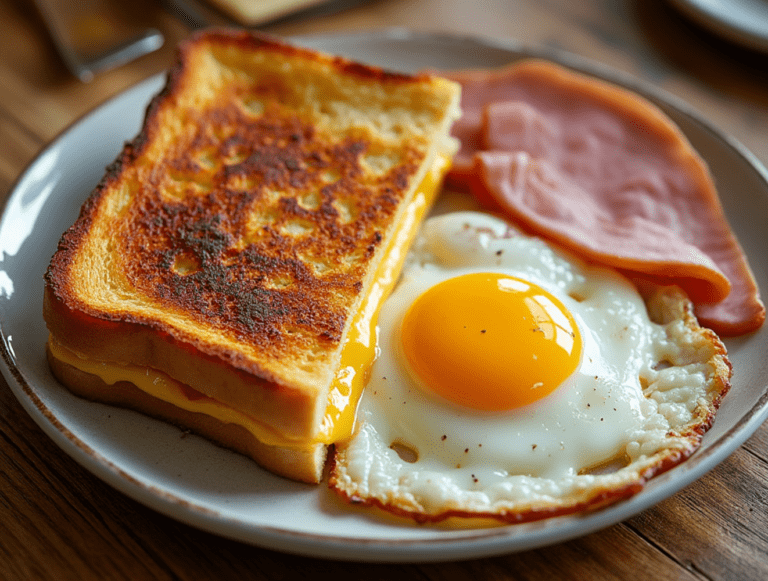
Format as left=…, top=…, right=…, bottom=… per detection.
left=33, top=0, right=164, bottom=82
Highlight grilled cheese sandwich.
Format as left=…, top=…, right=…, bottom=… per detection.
left=43, top=29, right=460, bottom=482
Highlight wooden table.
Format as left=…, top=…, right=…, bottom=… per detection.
left=2, top=0, right=767, bottom=578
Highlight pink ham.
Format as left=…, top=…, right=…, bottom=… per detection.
left=445, top=60, right=764, bottom=336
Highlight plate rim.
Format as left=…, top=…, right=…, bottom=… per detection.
left=665, top=0, right=768, bottom=53
left=1, top=27, right=768, bottom=563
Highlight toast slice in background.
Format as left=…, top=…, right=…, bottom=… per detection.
left=202, top=0, right=331, bottom=26
left=43, top=28, right=461, bottom=483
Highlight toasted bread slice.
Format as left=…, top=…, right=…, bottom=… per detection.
left=43, top=28, right=461, bottom=483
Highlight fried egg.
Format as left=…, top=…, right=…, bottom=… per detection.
left=330, top=211, right=731, bottom=523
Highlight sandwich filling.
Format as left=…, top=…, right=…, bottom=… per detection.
left=47, top=153, right=451, bottom=450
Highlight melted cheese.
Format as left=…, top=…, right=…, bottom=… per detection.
left=49, top=154, right=451, bottom=449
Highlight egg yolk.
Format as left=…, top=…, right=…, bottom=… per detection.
left=400, top=273, right=581, bottom=411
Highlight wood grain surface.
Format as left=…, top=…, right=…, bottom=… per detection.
left=1, top=0, right=767, bottom=579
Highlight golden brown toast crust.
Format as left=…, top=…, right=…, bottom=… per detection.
left=44, top=29, right=460, bottom=443
left=46, top=344, right=327, bottom=483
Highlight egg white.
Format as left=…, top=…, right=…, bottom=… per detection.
left=331, top=212, right=729, bottom=521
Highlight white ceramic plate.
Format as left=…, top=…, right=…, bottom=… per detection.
left=666, top=0, right=768, bottom=52
left=2, top=30, right=768, bottom=563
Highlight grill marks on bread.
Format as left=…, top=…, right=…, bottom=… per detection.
left=117, top=97, right=421, bottom=354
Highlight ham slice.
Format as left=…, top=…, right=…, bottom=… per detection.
left=445, top=60, right=764, bottom=336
